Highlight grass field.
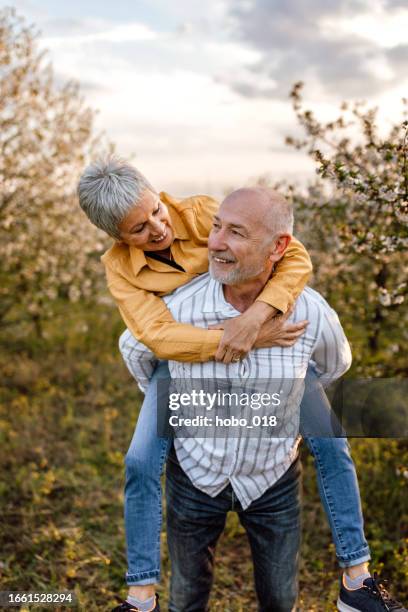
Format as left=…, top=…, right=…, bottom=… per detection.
left=0, top=303, right=407, bottom=611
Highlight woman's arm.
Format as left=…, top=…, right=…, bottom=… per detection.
left=106, top=265, right=223, bottom=363
left=256, top=237, right=313, bottom=313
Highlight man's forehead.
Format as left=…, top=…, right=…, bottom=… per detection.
left=217, top=194, right=265, bottom=228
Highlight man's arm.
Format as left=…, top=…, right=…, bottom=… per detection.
left=311, top=307, right=352, bottom=387
left=119, top=329, right=159, bottom=393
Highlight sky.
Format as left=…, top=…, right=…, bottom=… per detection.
left=7, top=0, right=408, bottom=196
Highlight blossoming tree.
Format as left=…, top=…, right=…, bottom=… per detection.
left=286, top=83, right=408, bottom=375
left=0, top=8, right=108, bottom=335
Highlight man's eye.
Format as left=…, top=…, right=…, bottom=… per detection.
left=231, top=229, right=243, bottom=236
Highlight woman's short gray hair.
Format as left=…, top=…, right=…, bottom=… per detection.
left=78, top=156, right=154, bottom=238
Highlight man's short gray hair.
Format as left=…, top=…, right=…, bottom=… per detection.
left=225, top=187, right=294, bottom=244
left=262, top=188, right=294, bottom=241
left=78, top=156, right=154, bottom=238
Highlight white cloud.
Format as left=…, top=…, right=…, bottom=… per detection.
left=42, top=22, right=158, bottom=46
left=13, top=0, right=408, bottom=193
left=320, top=7, right=408, bottom=49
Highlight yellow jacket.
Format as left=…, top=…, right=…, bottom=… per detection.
left=101, top=192, right=312, bottom=362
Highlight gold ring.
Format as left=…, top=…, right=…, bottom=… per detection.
left=232, top=355, right=240, bottom=362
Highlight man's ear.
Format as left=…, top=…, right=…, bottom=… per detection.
left=268, top=234, right=292, bottom=262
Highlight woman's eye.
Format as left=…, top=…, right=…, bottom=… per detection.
left=231, top=229, right=242, bottom=236
left=133, top=225, right=145, bottom=233
left=153, top=203, right=161, bottom=215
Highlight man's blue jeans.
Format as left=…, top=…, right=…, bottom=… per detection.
left=124, top=363, right=370, bottom=585
left=166, top=445, right=301, bottom=612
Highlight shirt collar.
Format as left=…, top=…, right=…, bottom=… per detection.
left=202, top=276, right=240, bottom=316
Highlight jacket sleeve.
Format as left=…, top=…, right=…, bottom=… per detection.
left=105, top=265, right=223, bottom=362
left=256, top=237, right=313, bottom=313
left=191, top=195, right=219, bottom=242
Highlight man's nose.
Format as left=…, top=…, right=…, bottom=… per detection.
left=209, top=228, right=227, bottom=251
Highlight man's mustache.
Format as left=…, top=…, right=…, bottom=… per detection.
left=209, top=251, right=236, bottom=263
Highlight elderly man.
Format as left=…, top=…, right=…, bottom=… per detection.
left=120, top=187, right=352, bottom=611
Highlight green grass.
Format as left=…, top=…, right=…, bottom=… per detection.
left=0, top=303, right=407, bottom=611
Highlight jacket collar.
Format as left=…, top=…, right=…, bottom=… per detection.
left=160, top=191, right=190, bottom=240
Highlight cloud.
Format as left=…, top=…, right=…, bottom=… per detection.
left=223, top=0, right=408, bottom=99
left=42, top=21, right=158, bottom=47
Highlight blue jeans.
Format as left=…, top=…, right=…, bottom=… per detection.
left=166, top=446, right=301, bottom=612
left=123, top=363, right=370, bottom=585
left=124, top=361, right=172, bottom=585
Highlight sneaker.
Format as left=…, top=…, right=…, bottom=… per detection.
left=337, top=573, right=407, bottom=611
left=111, top=594, right=160, bottom=612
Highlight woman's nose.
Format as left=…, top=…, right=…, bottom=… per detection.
left=149, top=217, right=165, bottom=235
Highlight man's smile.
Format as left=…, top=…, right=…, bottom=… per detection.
left=210, top=253, right=236, bottom=264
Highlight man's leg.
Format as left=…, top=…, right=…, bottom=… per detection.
left=166, top=448, right=229, bottom=612
left=124, top=361, right=172, bottom=601
left=238, top=457, right=301, bottom=612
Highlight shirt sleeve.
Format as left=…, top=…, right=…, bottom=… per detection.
left=105, top=265, right=223, bottom=362
left=311, top=307, right=352, bottom=387
left=119, top=329, right=158, bottom=393
left=256, top=237, right=313, bottom=313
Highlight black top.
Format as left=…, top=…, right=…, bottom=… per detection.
left=146, top=252, right=185, bottom=272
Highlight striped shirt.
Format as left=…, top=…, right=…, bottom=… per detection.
left=120, top=273, right=352, bottom=509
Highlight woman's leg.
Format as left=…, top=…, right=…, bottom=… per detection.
left=124, top=361, right=172, bottom=585
left=300, top=367, right=371, bottom=568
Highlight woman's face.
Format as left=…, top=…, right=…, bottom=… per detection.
left=118, top=189, right=174, bottom=251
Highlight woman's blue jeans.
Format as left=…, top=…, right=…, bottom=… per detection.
left=123, top=362, right=370, bottom=585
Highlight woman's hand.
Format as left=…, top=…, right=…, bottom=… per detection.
left=209, top=311, right=264, bottom=364
left=254, top=314, right=308, bottom=349
left=209, top=305, right=308, bottom=364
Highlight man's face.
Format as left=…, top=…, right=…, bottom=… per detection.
left=208, top=193, right=276, bottom=285
left=118, top=189, right=174, bottom=251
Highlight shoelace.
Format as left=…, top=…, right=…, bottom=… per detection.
left=364, top=573, right=403, bottom=610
